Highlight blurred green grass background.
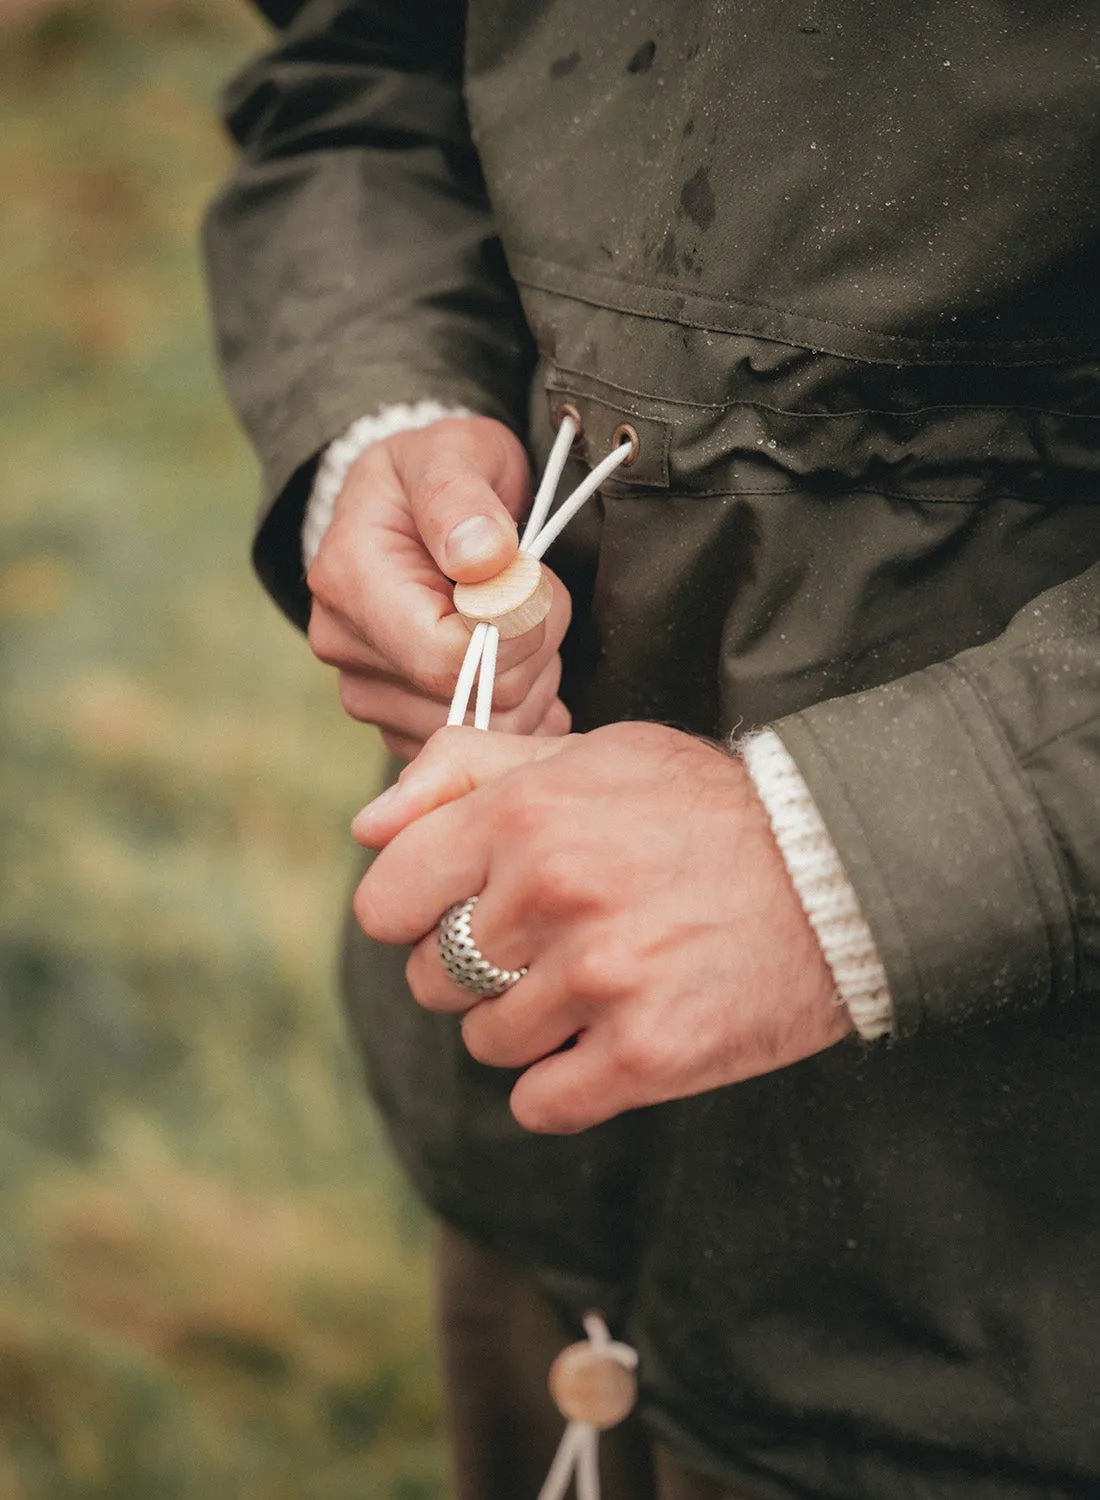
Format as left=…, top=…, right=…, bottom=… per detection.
left=0, top=4, right=446, bottom=1495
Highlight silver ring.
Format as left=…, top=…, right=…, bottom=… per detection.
left=437, top=896, right=527, bottom=999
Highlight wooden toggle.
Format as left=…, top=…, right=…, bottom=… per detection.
left=453, top=550, right=554, bottom=639
left=547, top=1341, right=638, bottom=1431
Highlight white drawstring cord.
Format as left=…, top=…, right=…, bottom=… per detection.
left=446, top=620, right=489, bottom=726
left=473, top=617, right=499, bottom=731
left=538, top=1423, right=590, bottom=1500
left=447, top=432, right=633, bottom=728
left=535, top=1313, right=639, bottom=1500
left=576, top=1430, right=600, bottom=1500
left=520, top=411, right=578, bottom=550
left=444, top=430, right=642, bottom=1498
left=525, top=440, right=632, bottom=561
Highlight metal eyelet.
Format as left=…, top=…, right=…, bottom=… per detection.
left=554, top=402, right=584, bottom=444
left=611, top=422, right=640, bottom=466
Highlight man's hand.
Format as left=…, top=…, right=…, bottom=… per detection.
left=306, top=417, right=572, bottom=760
left=351, top=723, right=851, bottom=1133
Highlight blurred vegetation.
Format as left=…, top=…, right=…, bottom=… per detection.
left=0, top=3, right=446, bottom=1496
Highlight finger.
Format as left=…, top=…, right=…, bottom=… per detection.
left=461, top=984, right=588, bottom=1070
left=509, top=1029, right=629, bottom=1134
left=353, top=725, right=567, bottom=848
left=337, top=672, right=452, bottom=736
left=404, top=879, right=533, bottom=1013
left=488, top=653, right=564, bottom=734
left=492, top=565, right=572, bottom=676
left=353, top=788, right=492, bottom=944
left=492, top=617, right=547, bottom=674
left=392, top=417, right=531, bottom=583
left=332, top=624, right=565, bottom=745
left=308, top=604, right=393, bottom=674
left=307, top=458, right=474, bottom=692
left=315, top=581, right=561, bottom=714
left=307, top=441, right=567, bottom=701
left=379, top=729, right=422, bottom=763
left=533, top=698, right=572, bottom=737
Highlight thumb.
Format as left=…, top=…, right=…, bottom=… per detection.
left=352, top=725, right=570, bottom=848
left=391, top=416, right=531, bottom=584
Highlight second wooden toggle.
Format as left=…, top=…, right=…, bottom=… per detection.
left=453, top=550, right=554, bottom=640
left=547, top=1343, right=638, bottom=1431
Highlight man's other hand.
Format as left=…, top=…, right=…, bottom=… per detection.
left=306, top=417, right=572, bottom=760
left=351, top=723, right=852, bottom=1133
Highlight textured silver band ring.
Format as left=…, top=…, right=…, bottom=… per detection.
left=437, top=896, right=527, bottom=999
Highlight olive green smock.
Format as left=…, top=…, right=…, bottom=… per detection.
left=204, top=3, right=1100, bottom=1494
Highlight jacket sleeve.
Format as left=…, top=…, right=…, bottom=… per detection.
left=774, top=558, right=1099, bottom=1039
left=203, top=0, right=536, bottom=625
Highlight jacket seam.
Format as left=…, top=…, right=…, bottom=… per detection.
left=515, top=263, right=1100, bottom=367
left=547, top=361, right=1100, bottom=420
left=1019, top=705, right=1100, bottom=766
left=600, top=484, right=1100, bottom=506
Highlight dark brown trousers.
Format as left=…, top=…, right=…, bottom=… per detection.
left=436, top=1224, right=760, bottom=1500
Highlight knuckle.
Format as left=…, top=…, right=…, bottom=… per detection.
left=497, top=705, right=545, bottom=741
left=460, top=1010, right=499, bottom=1066
left=545, top=700, right=572, bottom=735
left=495, top=780, right=545, bottom=841
left=475, top=414, right=513, bottom=458
left=530, top=843, right=584, bottom=914
left=613, top=1029, right=661, bottom=1088
left=496, top=622, right=546, bottom=672
left=492, top=702, right=536, bottom=737
left=418, top=468, right=471, bottom=524
left=415, top=468, right=450, bottom=517
left=420, top=723, right=469, bottom=761
left=431, top=413, right=491, bottom=450
left=305, top=552, right=341, bottom=611
left=403, top=731, right=443, bottom=780
left=337, top=674, right=373, bottom=723
left=487, top=670, right=530, bottom=713
left=306, top=610, right=338, bottom=663
left=454, top=415, right=515, bottom=474
left=416, top=660, right=460, bottom=702
left=564, top=943, right=624, bottom=1003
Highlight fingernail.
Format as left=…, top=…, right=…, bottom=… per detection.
left=446, top=515, right=502, bottom=571
left=353, top=783, right=401, bottom=833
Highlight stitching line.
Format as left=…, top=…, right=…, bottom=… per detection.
left=515, top=262, right=1100, bottom=367
left=598, top=485, right=1100, bottom=506
left=546, top=361, right=1100, bottom=420
left=1020, top=704, right=1100, bottom=766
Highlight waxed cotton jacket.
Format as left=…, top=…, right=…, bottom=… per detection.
left=205, top=3, right=1100, bottom=1495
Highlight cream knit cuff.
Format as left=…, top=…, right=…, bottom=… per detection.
left=301, top=401, right=474, bottom=567
left=740, top=729, right=894, bottom=1041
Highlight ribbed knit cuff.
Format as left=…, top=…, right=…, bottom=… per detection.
left=740, top=730, right=893, bottom=1041
left=301, top=401, right=474, bottom=567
